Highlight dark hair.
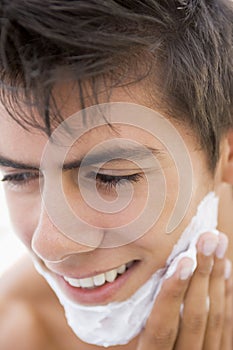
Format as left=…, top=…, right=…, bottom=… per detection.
left=0, top=0, right=232, bottom=170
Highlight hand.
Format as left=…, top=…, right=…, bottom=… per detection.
left=136, top=232, right=233, bottom=350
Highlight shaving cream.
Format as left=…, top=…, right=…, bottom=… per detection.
left=34, top=192, right=219, bottom=347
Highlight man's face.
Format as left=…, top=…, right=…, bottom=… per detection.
left=0, top=82, right=215, bottom=305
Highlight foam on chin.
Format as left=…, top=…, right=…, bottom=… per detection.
left=33, top=191, right=219, bottom=347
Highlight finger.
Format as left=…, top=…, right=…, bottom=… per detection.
left=221, top=260, right=233, bottom=350
left=137, top=257, right=194, bottom=350
left=175, top=232, right=219, bottom=350
left=203, top=233, right=228, bottom=350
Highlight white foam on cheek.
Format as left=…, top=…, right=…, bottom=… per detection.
left=33, top=191, right=219, bottom=347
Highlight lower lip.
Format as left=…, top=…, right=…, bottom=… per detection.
left=56, top=261, right=140, bottom=305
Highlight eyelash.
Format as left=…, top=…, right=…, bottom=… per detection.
left=1, top=172, right=39, bottom=185
left=88, top=171, right=143, bottom=192
left=1, top=171, right=143, bottom=191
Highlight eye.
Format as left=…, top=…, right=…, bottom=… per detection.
left=1, top=171, right=40, bottom=191
left=87, top=171, right=143, bottom=192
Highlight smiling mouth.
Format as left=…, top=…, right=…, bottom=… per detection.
left=63, top=260, right=136, bottom=289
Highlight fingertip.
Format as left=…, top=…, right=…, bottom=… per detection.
left=178, top=257, right=195, bottom=280
left=164, top=257, right=195, bottom=281
left=196, top=232, right=219, bottom=257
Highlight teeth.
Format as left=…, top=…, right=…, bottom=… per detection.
left=80, top=277, right=94, bottom=288
left=64, top=276, right=80, bottom=287
left=117, top=264, right=126, bottom=274
left=93, top=273, right=105, bottom=286
left=105, top=269, right=118, bottom=282
left=64, top=261, right=134, bottom=289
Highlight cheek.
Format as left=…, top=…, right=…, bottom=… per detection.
left=64, top=172, right=151, bottom=228
left=134, top=183, right=212, bottom=270
left=68, top=189, right=148, bottom=228
left=4, top=192, right=40, bottom=249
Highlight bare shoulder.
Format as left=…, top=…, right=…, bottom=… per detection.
left=0, top=255, right=81, bottom=350
left=0, top=255, right=53, bottom=350
left=0, top=297, right=47, bottom=350
left=0, top=254, right=50, bottom=299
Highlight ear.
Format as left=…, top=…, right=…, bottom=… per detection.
left=221, top=129, right=233, bottom=184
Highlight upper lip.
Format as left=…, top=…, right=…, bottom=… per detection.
left=45, top=259, right=137, bottom=280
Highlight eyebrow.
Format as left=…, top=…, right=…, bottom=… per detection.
left=0, top=146, right=165, bottom=171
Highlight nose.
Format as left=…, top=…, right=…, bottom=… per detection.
left=31, top=205, right=105, bottom=263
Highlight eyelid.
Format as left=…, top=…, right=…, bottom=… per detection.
left=0, top=172, right=41, bottom=193
left=1, top=171, right=40, bottom=181
left=91, top=169, right=144, bottom=176
left=87, top=172, right=143, bottom=192
left=0, top=168, right=40, bottom=174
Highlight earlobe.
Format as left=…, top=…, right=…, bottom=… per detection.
left=221, top=130, right=233, bottom=184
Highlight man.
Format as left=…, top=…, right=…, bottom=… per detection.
left=0, top=1, right=233, bottom=349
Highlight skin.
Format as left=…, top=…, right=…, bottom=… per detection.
left=0, top=82, right=232, bottom=350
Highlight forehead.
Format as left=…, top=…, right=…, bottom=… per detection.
left=0, top=108, right=165, bottom=168
left=0, top=82, right=196, bottom=166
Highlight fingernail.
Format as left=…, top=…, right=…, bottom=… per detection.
left=215, top=234, right=228, bottom=259
left=225, top=259, right=232, bottom=280
left=201, top=237, right=218, bottom=256
left=179, top=259, right=195, bottom=280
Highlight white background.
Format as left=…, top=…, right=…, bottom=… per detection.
left=0, top=185, right=26, bottom=276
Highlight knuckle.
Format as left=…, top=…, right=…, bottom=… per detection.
left=145, top=327, right=177, bottom=347
left=166, top=286, right=183, bottom=301
left=183, top=312, right=207, bottom=333
left=208, top=313, right=223, bottom=329
left=197, top=265, right=212, bottom=277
